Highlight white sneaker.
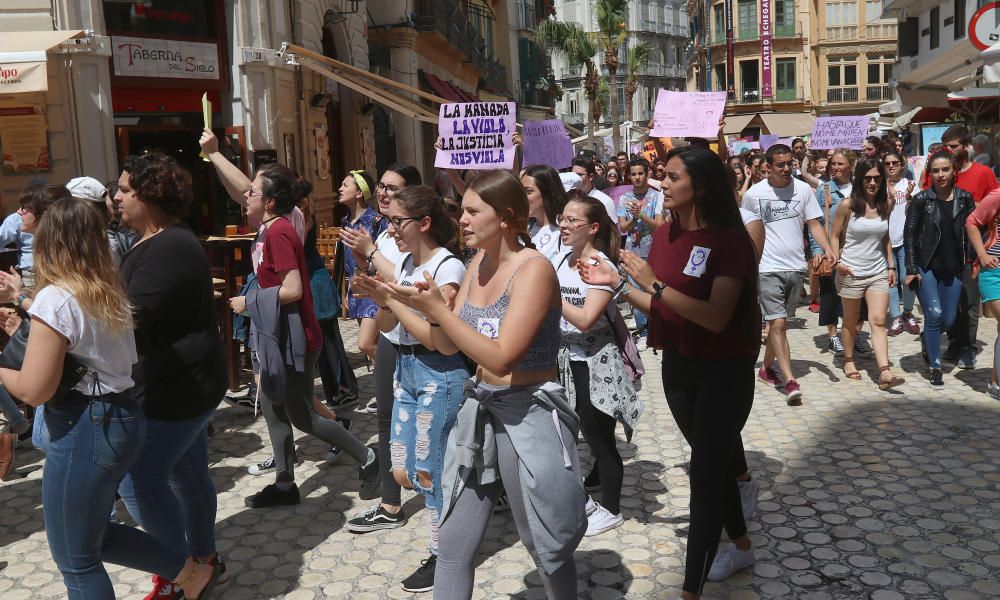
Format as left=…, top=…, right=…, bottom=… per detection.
left=585, top=495, right=597, bottom=516
left=635, top=336, right=648, bottom=351
left=359, top=397, right=379, bottom=414
left=738, top=477, right=759, bottom=522
left=585, top=503, right=624, bottom=536
left=707, top=543, right=755, bottom=581
left=248, top=456, right=275, bottom=475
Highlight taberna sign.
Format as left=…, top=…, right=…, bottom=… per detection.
left=111, top=36, right=219, bottom=80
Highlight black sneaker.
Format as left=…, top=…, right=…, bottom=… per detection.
left=929, top=369, right=944, bottom=389
left=347, top=504, right=407, bottom=533
left=358, top=447, right=382, bottom=501
left=401, top=554, right=437, bottom=593
left=245, top=483, right=300, bottom=508
left=327, top=394, right=358, bottom=411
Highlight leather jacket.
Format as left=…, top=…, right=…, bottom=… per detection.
left=903, top=187, right=974, bottom=275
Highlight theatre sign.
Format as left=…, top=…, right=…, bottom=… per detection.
left=111, top=36, right=219, bottom=80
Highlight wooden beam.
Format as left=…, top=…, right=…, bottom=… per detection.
left=298, top=60, right=440, bottom=124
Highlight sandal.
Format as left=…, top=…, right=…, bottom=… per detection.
left=842, top=357, right=862, bottom=380
left=878, top=366, right=905, bottom=391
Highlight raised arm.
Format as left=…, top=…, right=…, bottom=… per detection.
left=199, top=128, right=251, bottom=206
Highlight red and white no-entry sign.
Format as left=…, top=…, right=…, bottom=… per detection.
left=970, top=2, right=1000, bottom=50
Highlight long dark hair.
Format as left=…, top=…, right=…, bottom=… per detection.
left=849, top=158, right=890, bottom=219
left=384, top=163, right=422, bottom=187
left=664, top=146, right=741, bottom=230
left=391, top=185, right=459, bottom=255
left=564, top=190, right=620, bottom=263
left=521, top=164, right=565, bottom=225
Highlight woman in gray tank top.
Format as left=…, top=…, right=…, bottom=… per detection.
left=829, top=158, right=905, bottom=390
left=383, top=170, right=586, bottom=600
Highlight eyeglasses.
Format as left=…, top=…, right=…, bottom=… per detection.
left=376, top=181, right=401, bottom=195
left=863, top=175, right=884, bottom=184
left=246, top=186, right=261, bottom=197
left=557, top=214, right=588, bottom=227
left=387, top=215, right=423, bottom=229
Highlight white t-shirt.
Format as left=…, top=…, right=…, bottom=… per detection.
left=376, top=229, right=404, bottom=344
left=888, top=178, right=911, bottom=248
left=740, top=207, right=761, bottom=226
left=743, top=178, right=822, bottom=273
left=390, top=247, right=466, bottom=346
left=616, top=187, right=665, bottom=258
left=587, top=188, right=618, bottom=223
left=530, top=222, right=564, bottom=260
left=28, top=285, right=137, bottom=395
left=554, top=251, right=614, bottom=360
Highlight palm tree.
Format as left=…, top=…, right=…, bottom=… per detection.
left=593, top=0, right=630, bottom=154
left=624, top=41, right=653, bottom=125
left=538, top=19, right=601, bottom=151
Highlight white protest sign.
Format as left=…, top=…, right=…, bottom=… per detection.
left=435, top=102, right=516, bottom=170
left=809, top=116, right=870, bottom=150
left=650, top=90, right=727, bottom=138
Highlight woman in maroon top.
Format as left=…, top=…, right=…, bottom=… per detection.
left=230, top=164, right=380, bottom=508
left=581, top=146, right=760, bottom=599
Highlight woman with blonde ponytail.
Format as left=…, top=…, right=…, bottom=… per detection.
left=0, top=197, right=221, bottom=599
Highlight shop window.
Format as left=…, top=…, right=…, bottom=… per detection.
left=104, top=0, right=218, bottom=39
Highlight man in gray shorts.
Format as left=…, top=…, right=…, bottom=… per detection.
left=743, top=144, right=836, bottom=405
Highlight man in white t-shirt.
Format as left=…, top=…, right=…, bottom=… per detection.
left=571, top=158, right=617, bottom=222
left=617, top=157, right=664, bottom=346
left=743, top=144, right=835, bottom=406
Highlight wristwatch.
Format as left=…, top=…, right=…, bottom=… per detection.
left=652, top=281, right=667, bottom=300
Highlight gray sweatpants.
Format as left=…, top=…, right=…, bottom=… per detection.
left=259, top=348, right=369, bottom=483
left=433, top=421, right=577, bottom=600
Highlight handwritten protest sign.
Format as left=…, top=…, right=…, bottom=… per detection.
left=809, top=116, right=869, bottom=149
left=650, top=90, right=727, bottom=138
left=522, top=119, right=574, bottom=170
left=435, top=102, right=516, bottom=169
left=759, top=135, right=780, bottom=151
left=730, top=141, right=760, bottom=155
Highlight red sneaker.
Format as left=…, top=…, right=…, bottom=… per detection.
left=784, top=380, right=803, bottom=406
left=143, top=575, right=181, bottom=600
left=904, top=313, right=920, bottom=335
left=758, top=366, right=781, bottom=386
left=808, top=301, right=820, bottom=313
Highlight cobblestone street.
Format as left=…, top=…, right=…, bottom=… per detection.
left=3, top=315, right=1000, bottom=599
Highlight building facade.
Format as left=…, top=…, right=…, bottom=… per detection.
left=551, top=0, right=690, bottom=132
left=685, top=0, right=897, bottom=133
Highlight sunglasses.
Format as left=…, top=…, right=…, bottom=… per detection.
left=863, top=175, right=883, bottom=184
left=883, top=160, right=901, bottom=166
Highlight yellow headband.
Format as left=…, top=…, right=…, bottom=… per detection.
left=350, top=170, right=371, bottom=202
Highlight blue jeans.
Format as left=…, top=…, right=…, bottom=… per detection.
left=0, top=385, right=28, bottom=433
left=918, top=268, right=963, bottom=369
left=888, top=245, right=916, bottom=318
left=391, top=350, right=467, bottom=553
left=43, top=392, right=185, bottom=599
left=118, top=408, right=217, bottom=557
left=630, top=275, right=648, bottom=337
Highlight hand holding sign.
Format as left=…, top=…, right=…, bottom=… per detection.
left=434, top=102, right=517, bottom=170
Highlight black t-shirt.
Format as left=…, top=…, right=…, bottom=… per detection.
left=119, top=224, right=226, bottom=421
left=929, top=200, right=961, bottom=276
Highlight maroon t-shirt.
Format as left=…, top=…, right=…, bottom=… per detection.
left=257, top=217, right=322, bottom=351
left=647, top=220, right=761, bottom=359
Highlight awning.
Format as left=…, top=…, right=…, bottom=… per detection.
left=419, top=71, right=479, bottom=103
left=0, top=30, right=84, bottom=93
left=755, top=112, right=816, bottom=137
left=895, top=41, right=983, bottom=107
left=982, top=41, right=1000, bottom=83
left=278, top=42, right=445, bottom=124
left=722, top=114, right=755, bottom=135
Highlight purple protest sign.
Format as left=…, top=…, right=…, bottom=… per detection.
left=759, top=134, right=779, bottom=151
left=809, top=116, right=870, bottom=150
left=650, top=90, right=727, bottom=138
left=522, top=119, right=574, bottom=170
left=435, top=102, right=517, bottom=170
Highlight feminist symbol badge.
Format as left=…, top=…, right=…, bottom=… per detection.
left=684, top=246, right=711, bottom=278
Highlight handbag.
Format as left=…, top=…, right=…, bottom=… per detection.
left=0, top=317, right=91, bottom=404
left=811, top=186, right=834, bottom=278
left=606, top=304, right=645, bottom=384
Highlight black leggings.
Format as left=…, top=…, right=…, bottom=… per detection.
left=375, top=335, right=401, bottom=506
left=818, top=275, right=868, bottom=328
left=316, top=317, right=358, bottom=403
left=661, top=353, right=754, bottom=594
left=570, top=361, right=623, bottom=515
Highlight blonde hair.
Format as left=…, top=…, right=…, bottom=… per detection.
left=34, top=198, right=132, bottom=332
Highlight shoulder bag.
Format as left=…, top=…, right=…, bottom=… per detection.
left=0, top=317, right=91, bottom=404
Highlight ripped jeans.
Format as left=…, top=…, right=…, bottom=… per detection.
left=391, top=349, right=468, bottom=554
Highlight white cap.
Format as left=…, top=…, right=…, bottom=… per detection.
left=66, top=176, right=107, bottom=203
left=560, top=171, right=582, bottom=192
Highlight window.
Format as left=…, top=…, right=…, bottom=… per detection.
left=775, top=58, right=796, bottom=100
left=865, top=1, right=882, bottom=22
left=775, top=0, right=796, bottom=37
left=955, top=0, right=965, bottom=39
left=930, top=6, right=940, bottom=49
left=899, top=17, right=919, bottom=56
left=827, top=56, right=858, bottom=102
left=715, top=64, right=726, bottom=92
left=737, top=0, right=758, bottom=40
left=713, top=4, right=725, bottom=42
left=826, top=1, right=858, bottom=27
left=866, top=55, right=893, bottom=101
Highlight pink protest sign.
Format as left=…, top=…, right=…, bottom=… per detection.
left=435, top=102, right=517, bottom=170
left=650, top=90, right=727, bottom=138
left=809, top=116, right=869, bottom=150
left=522, top=119, right=575, bottom=170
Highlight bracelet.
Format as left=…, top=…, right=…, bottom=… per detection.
left=15, top=294, right=28, bottom=309
left=367, top=248, right=378, bottom=266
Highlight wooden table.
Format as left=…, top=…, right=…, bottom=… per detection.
left=201, top=236, right=254, bottom=391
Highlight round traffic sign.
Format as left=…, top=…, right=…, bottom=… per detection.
left=970, top=2, right=1000, bottom=50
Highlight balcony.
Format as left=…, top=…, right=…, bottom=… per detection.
left=561, top=112, right=586, bottom=126
left=738, top=28, right=759, bottom=41
left=728, top=87, right=763, bottom=104
left=713, top=31, right=725, bottom=45
left=774, top=21, right=799, bottom=38
left=824, top=25, right=859, bottom=41
left=866, top=84, right=893, bottom=102
left=827, top=87, right=860, bottom=103
left=415, top=0, right=489, bottom=70
left=865, top=22, right=897, bottom=40
left=774, top=87, right=806, bottom=102
left=558, top=66, right=584, bottom=80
